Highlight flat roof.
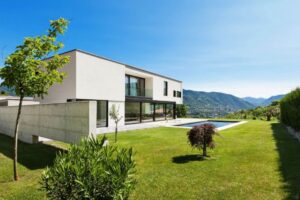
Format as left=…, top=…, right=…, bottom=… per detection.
left=54, top=49, right=182, bottom=83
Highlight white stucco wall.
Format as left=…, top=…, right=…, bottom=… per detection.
left=35, top=51, right=77, bottom=103
left=125, top=67, right=183, bottom=104
left=0, top=101, right=97, bottom=144
left=152, top=76, right=183, bottom=104
left=76, top=51, right=125, bottom=101
left=36, top=50, right=183, bottom=105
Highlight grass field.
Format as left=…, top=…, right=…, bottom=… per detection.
left=1, top=120, right=300, bottom=199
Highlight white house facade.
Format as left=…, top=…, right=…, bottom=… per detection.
left=36, top=49, right=183, bottom=129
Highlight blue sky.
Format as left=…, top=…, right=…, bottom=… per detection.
left=0, top=0, right=299, bottom=98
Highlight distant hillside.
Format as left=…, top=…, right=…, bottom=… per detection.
left=183, top=89, right=255, bottom=117
left=243, top=94, right=285, bottom=106
left=0, top=86, right=15, bottom=95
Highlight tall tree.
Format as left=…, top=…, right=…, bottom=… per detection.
left=0, top=18, right=70, bottom=181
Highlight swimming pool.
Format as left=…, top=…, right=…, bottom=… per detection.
left=176, top=120, right=239, bottom=128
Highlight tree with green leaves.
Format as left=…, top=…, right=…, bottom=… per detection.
left=0, top=18, right=70, bottom=181
left=176, top=104, right=188, bottom=118
left=109, top=104, right=123, bottom=142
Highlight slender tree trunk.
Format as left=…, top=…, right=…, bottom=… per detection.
left=13, top=95, right=23, bottom=181
left=203, top=142, right=207, bottom=157
left=115, top=123, right=118, bottom=143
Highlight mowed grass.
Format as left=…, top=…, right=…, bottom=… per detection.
left=1, top=120, right=300, bottom=199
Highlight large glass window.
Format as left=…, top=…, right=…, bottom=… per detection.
left=142, top=103, right=154, bottom=122
left=125, top=75, right=145, bottom=97
left=155, top=103, right=166, bottom=120
left=97, top=101, right=107, bottom=127
left=166, top=103, right=174, bottom=119
left=125, top=102, right=141, bottom=124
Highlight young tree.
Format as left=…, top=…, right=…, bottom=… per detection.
left=187, top=124, right=217, bottom=157
left=0, top=18, right=70, bottom=181
left=109, top=104, right=123, bottom=142
left=176, top=104, right=188, bottom=118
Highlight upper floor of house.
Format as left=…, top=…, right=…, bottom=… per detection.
left=38, top=49, right=183, bottom=104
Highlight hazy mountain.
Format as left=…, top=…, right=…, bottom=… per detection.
left=260, top=94, right=285, bottom=106
left=183, top=89, right=255, bottom=117
left=242, top=97, right=266, bottom=106
left=243, top=94, right=285, bottom=106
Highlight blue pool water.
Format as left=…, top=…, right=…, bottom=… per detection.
left=177, top=120, right=238, bottom=128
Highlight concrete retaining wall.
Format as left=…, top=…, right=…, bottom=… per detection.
left=0, top=101, right=97, bottom=144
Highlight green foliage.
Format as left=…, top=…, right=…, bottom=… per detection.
left=187, top=124, right=217, bottom=156
left=280, top=88, right=300, bottom=131
left=176, top=104, right=188, bottom=118
left=0, top=18, right=70, bottom=98
left=41, top=137, right=136, bottom=200
left=226, top=103, right=280, bottom=121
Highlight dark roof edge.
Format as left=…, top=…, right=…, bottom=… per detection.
left=52, top=49, right=182, bottom=83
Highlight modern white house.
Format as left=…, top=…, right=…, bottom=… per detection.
left=36, top=49, right=183, bottom=130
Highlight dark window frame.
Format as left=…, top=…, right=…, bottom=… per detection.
left=125, top=74, right=146, bottom=97
left=176, top=91, right=182, bottom=98
left=125, top=99, right=176, bottom=125
left=164, top=81, right=168, bottom=96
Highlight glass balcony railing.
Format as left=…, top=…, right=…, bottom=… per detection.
left=125, top=87, right=152, bottom=98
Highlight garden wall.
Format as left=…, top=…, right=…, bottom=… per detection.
left=0, top=101, right=97, bottom=144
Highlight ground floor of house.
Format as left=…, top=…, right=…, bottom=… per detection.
left=68, top=98, right=176, bottom=128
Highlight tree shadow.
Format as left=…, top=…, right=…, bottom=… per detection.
left=0, top=133, right=65, bottom=170
left=172, top=154, right=205, bottom=164
left=271, top=123, right=300, bottom=200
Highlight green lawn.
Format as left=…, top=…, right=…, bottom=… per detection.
left=1, top=121, right=300, bottom=199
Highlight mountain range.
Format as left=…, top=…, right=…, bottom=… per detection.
left=183, top=89, right=285, bottom=117
left=242, top=95, right=285, bottom=106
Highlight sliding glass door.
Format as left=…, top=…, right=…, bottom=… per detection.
left=142, top=103, right=154, bottom=122
left=125, top=101, right=175, bottom=124
left=166, top=103, right=174, bottom=119
left=155, top=103, right=166, bottom=121
left=125, top=102, right=141, bottom=124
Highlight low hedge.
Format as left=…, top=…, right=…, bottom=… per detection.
left=280, top=88, right=300, bottom=131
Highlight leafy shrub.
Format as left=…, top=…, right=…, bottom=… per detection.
left=280, top=88, right=300, bottom=131
left=176, top=104, right=188, bottom=118
left=187, top=124, right=217, bottom=157
left=41, top=137, right=136, bottom=200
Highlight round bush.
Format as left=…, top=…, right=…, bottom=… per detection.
left=41, top=137, right=136, bottom=200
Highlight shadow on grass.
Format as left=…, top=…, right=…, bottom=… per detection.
left=0, top=133, right=65, bottom=170
left=172, top=154, right=205, bottom=164
left=271, top=123, right=300, bottom=200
